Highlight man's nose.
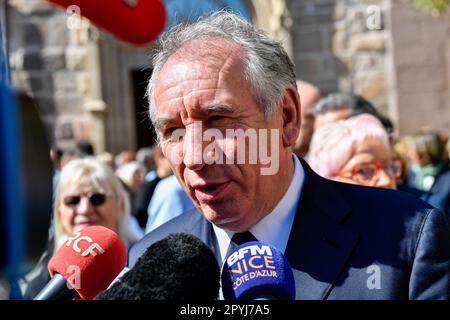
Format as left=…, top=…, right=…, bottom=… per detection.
left=183, top=122, right=205, bottom=171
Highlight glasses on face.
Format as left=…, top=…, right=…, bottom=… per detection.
left=336, top=160, right=402, bottom=185
left=63, top=192, right=107, bottom=208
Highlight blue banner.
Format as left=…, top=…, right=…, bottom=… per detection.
left=1, top=3, right=25, bottom=299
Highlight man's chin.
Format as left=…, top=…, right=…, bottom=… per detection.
left=199, top=204, right=249, bottom=232
left=201, top=205, right=231, bottom=223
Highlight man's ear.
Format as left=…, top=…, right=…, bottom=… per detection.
left=281, top=86, right=301, bottom=148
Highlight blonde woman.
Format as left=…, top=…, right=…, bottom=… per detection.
left=21, top=158, right=140, bottom=299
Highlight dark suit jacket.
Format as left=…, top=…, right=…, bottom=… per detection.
left=128, top=158, right=450, bottom=300
left=133, top=176, right=162, bottom=229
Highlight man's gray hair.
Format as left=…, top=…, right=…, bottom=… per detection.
left=147, top=11, right=297, bottom=129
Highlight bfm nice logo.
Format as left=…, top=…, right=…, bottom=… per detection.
left=226, top=244, right=277, bottom=289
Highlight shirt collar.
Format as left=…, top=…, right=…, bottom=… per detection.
left=213, top=154, right=304, bottom=262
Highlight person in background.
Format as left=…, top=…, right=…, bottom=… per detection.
left=133, top=146, right=173, bottom=229
left=115, top=161, right=146, bottom=209
left=20, top=158, right=141, bottom=299
left=145, top=175, right=195, bottom=234
left=392, top=137, right=411, bottom=185
left=75, top=140, right=95, bottom=157
left=49, top=145, right=63, bottom=194
left=136, top=146, right=156, bottom=181
left=446, top=137, right=450, bottom=159
left=308, top=114, right=399, bottom=190
left=406, top=130, right=450, bottom=215
left=96, top=152, right=115, bottom=170
left=114, top=150, right=136, bottom=170
left=292, top=80, right=322, bottom=158
left=447, top=138, right=450, bottom=160
left=59, top=147, right=82, bottom=168
left=313, top=92, right=394, bottom=139
left=391, top=138, right=429, bottom=197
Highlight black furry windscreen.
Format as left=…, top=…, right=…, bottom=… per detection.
left=96, top=233, right=220, bottom=300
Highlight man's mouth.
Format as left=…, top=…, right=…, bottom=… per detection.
left=192, top=181, right=231, bottom=202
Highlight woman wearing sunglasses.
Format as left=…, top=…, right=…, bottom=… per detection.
left=308, top=113, right=399, bottom=190
left=21, top=158, right=140, bottom=299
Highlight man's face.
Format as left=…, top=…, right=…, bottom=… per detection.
left=153, top=39, right=295, bottom=232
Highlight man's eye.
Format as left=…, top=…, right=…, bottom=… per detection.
left=162, top=126, right=179, bottom=135
left=165, top=127, right=177, bottom=135
left=162, top=127, right=185, bottom=141
left=208, top=115, right=227, bottom=124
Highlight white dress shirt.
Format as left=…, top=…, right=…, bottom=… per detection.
left=213, top=154, right=305, bottom=263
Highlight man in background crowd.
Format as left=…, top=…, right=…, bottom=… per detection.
left=292, top=80, right=322, bottom=157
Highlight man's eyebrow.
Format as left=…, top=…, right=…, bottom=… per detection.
left=205, top=103, right=235, bottom=114
left=153, top=118, right=175, bottom=131
left=153, top=104, right=234, bottom=130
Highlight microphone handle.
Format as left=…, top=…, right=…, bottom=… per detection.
left=34, top=273, right=78, bottom=300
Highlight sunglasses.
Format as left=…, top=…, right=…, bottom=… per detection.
left=63, top=192, right=107, bottom=208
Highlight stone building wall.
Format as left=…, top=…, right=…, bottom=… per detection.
left=390, top=0, right=450, bottom=134
left=7, top=0, right=107, bottom=152
left=287, top=0, right=450, bottom=135
left=288, top=0, right=392, bottom=118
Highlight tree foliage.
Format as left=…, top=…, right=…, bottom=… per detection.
left=405, top=0, right=450, bottom=15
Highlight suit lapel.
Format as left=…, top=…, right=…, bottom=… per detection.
left=285, top=159, right=360, bottom=299
left=203, top=221, right=222, bottom=265
left=182, top=208, right=222, bottom=264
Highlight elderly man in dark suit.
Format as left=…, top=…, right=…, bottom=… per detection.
left=128, top=12, right=450, bottom=299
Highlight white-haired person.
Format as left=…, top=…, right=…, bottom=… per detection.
left=308, top=113, right=401, bottom=190
left=115, top=161, right=146, bottom=226
left=20, top=158, right=141, bottom=299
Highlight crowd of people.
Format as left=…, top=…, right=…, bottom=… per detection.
left=293, top=90, right=450, bottom=215
left=19, top=90, right=450, bottom=299
left=13, top=11, right=450, bottom=300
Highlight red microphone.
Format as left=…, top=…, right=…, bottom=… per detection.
left=34, top=226, right=127, bottom=300
left=46, top=0, right=166, bottom=45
